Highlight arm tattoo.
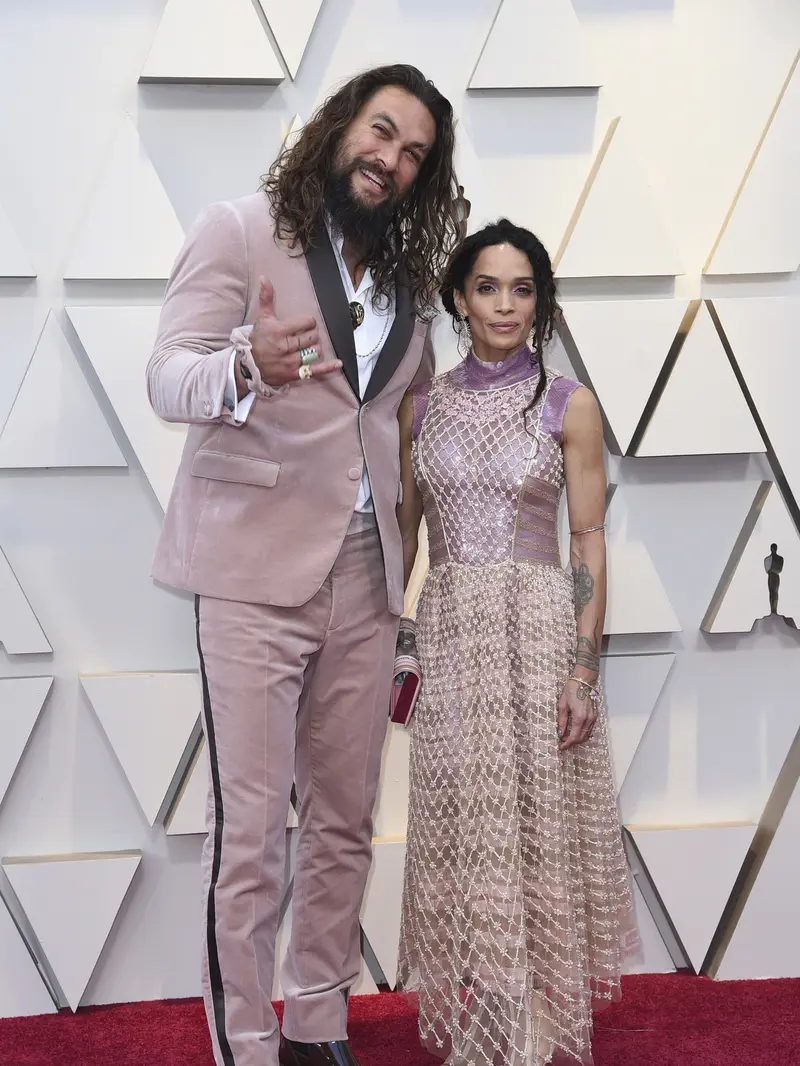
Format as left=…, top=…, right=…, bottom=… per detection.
left=573, top=562, right=594, bottom=616
left=575, top=635, right=599, bottom=674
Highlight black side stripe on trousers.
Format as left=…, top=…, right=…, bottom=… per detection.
left=195, top=596, right=236, bottom=1066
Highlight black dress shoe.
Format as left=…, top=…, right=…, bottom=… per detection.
left=278, top=1035, right=361, bottom=1066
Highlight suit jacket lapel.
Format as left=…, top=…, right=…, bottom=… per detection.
left=304, top=221, right=360, bottom=399
left=363, top=281, right=415, bottom=403
left=304, top=218, right=417, bottom=404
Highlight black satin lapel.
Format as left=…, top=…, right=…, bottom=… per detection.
left=304, top=224, right=359, bottom=399
left=363, top=283, right=416, bottom=403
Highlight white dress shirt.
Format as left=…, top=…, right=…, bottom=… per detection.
left=223, top=220, right=395, bottom=513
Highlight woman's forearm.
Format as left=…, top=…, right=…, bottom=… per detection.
left=397, top=390, right=422, bottom=594
left=401, top=524, right=419, bottom=590
left=570, top=531, right=606, bottom=682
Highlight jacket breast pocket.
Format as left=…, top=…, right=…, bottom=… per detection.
left=191, top=449, right=281, bottom=488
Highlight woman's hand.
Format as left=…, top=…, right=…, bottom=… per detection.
left=557, top=677, right=597, bottom=751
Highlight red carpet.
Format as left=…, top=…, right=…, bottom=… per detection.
left=2, top=974, right=800, bottom=1066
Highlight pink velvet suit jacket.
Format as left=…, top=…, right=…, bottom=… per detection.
left=146, top=192, right=434, bottom=616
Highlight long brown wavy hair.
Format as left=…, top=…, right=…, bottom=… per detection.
left=262, top=64, right=462, bottom=320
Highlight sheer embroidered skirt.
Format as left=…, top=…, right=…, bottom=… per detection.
left=397, top=560, right=640, bottom=1066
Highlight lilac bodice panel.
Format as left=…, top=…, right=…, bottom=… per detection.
left=412, top=349, right=581, bottom=569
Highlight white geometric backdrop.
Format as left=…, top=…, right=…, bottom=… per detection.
left=0, top=0, right=799, bottom=1019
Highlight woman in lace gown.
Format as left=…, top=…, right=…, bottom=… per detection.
left=395, top=220, right=640, bottom=1066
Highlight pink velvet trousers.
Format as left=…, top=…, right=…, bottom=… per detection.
left=194, top=524, right=397, bottom=1066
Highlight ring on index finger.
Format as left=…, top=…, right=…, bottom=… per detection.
left=298, top=365, right=313, bottom=381
left=300, top=347, right=319, bottom=367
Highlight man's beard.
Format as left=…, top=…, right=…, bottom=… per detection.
left=324, top=158, right=399, bottom=257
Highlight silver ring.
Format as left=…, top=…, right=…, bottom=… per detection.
left=300, top=347, right=319, bottom=366
left=298, top=365, right=312, bottom=381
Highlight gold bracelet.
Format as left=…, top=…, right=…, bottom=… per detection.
left=570, top=523, right=605, bottom=535
left=568, top=675, right=600, bottom=701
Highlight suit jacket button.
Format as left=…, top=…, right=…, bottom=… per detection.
left=348, top=467, right=361, bottom=480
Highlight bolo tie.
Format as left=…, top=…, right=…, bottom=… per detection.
left=349, top=301, right=365, bottom=330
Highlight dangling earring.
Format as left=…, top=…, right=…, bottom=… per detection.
left=457, top=314, right=472, bottom=358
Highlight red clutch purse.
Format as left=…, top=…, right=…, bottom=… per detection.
left=390, top=617, right=421, bottom=727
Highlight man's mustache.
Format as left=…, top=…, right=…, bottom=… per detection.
left=346, top=158, right=398, bottom=198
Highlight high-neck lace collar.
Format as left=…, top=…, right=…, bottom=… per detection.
left=452, top=345, right=540, bottom=391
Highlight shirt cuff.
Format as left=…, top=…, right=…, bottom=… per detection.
left=223, top=348, right=257, bottom=425
left=230, top=324, right=290, bottom=401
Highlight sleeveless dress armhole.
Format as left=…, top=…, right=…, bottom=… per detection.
left=540, top=375, right=584, bottom=444
left=411, top=378, right=435, bottom=441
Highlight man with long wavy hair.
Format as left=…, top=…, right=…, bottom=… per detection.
left=146, top=65, right=460, bottom=1066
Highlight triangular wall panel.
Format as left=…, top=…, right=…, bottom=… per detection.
left=702, top=481, right=800, bottom=633
left=64, top=116, right=184, bottom=280
left=626, top=878, right=674, bottom=975
left=141, top=0, right=284, bottom=84
left=166, top=737, right=299, bottom=835
left=0, top=895, right=56, bottom=1017
left=0, top=300, right=42, bottom=434
left=631, top=824, right=756, bottom=972
left=165, top=741, right=208, bottom=836
left=372, top=727, right=411, bottom=839
left=554, top=117, right=681, bottom=279
left=350, top=951, right=380, bottom=996
left=403, top=519, right=429, bottom=621
left=605, top=488, right=682, bottom=635
left=0, top=313, right=127, bottom=469
left=360, top=840, right=405, bottom=990
left=271, top=882, right=294, bottom=1000
left=257, top=0, right=324, bottom=80
left=637, top=303, right=765, bottom=457
left=470, top=0, right=598, bottom=90
left=450, top=128, right=494, bottom=239
left=602, top=654, right=674, bottom=796
left=272, top=892, right=378, bottom=999
left=712, top=295, right=800, bottom=512
left=270, top=830, right=297, bottom=998
left=271, top=835, right=384, bottom=1000
left=705, top=50, right=800, bottom=275
left=0, top=201, right=34, bottom=278
left=281, top=114, right=304, bottom=152
left=81, top=673, right=201, bottom=826
left=0, top=545, right=51, bottom=655
left=717, top=776, right=800, bottom=979
left=560, top=298, right=687, bottom=454
left=66, top=305, right=185, bottom=510
left=2, top=852, right=142, bottom=1011
left=0, top=677, right=52, bottom=809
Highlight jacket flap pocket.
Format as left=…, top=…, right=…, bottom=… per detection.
left=191, top=450, right=280, bottom=488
